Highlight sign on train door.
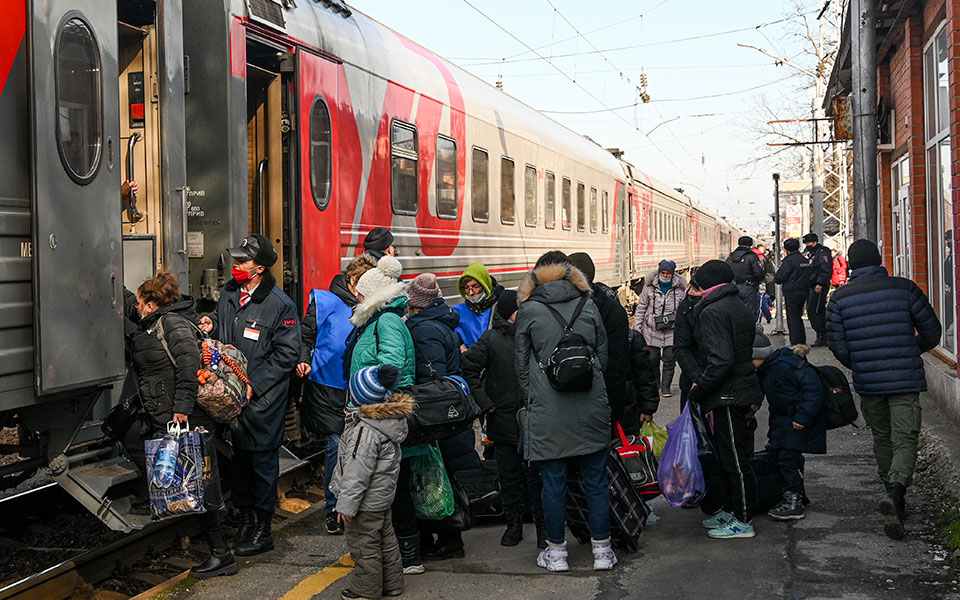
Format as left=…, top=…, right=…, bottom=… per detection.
left=297, top=49, right=340, bottom=304
left=29, top=0, right=124, bottom=393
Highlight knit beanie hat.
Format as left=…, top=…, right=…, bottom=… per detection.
left=783, top=238, right=800, bottom=252
left=847, top=239, right=882, bottom=270
left=658, top=259, right=677, bottom=274
left=356, top=255, right=402, bottom=299
left=496, top=289, right=518, bottom=320
left=407, top=272, right=441, bottom=308
left=752, top=324, right=773, bottom=360
left=363, top=227, right=394, bottom=253
left=349, top=365, right=400, bottom=406
left=803, top=233, right=819, bottom=244
left=738, top=235, right=753, bottom=247
left=567, top=252, right=596, bottom=284
left=695, top=259, right=735, bottom=289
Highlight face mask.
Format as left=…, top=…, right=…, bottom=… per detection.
left=232, top=265, right=258, bottom=284
left=466, top=291, right=487, bottom=305
left=658, top=275, right=673, bottom=285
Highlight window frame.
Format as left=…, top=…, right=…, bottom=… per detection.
left=308, top=95, right=333, bottom=210
left=544, top=171, right=556, bottom=229
left=589, top=186, right=598, bottom=233
left=561, top=177, right=572, bottom=231
left=55, top=13, right=104, bottom=185
left=524, top=164, right=538, bottom=228
left=471, top=146, right=490, bottom=223
left=435, top=134, right=458, bottom=220
left=576, top=182, right=585, bottom=232
left=500, top=155, right=516, bottom=226
left=390, top=119, right=419, bottom=216
left=601, top=190, right=609, bottom=234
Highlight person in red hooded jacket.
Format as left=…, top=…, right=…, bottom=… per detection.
left=831, top=249, right=847, bottom=288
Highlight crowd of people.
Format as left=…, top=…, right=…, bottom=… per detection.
left=120, top=224, right=942, bottom=598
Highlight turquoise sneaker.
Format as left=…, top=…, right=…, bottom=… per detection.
left=708, top=519, right=756, bottom=539
left=701, top=510, right=734, bottom=530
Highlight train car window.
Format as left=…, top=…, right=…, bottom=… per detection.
left=561, top=177, right=571, bottom=230
left=602, top=190, right=609, bottom=234
left=524, top=165, right=537, bottom=227
left=576, top=183, right=585, bottom=232
left=309, top=96, right=332, bottom=210
left=391, top=120, right=419, bottom=215
left=589, top=187, right=598, bottom=233
left=56, top=17, right=103, bottom=184
left=471, top=147, right=489, bottom=222
left=500, top=157, right=515, bottom=225
left=436, top=135, right=457, bottom=219
left=544, top=172, right=556, bottom=229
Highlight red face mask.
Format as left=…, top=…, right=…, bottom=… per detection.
left=232, top=265, right=258, bottom=284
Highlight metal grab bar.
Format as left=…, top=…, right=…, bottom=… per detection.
left=178, top=186, right=188, bottom=255
left=256, top=158, right=268, bottom=234
left=125, top=133, right=143, bottom=222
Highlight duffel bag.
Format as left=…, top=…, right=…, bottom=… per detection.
left=455, top=460, right=504, bottom=520
left=403, top=375, right=482, bottom=447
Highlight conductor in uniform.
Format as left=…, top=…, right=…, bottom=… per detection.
left=199, top=235, right=301, bottom=556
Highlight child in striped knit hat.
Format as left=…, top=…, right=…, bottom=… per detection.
left=330, top=365, right=415, bottom=600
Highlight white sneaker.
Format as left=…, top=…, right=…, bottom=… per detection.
left=402, top=564, right=425, bottom=575
left=536, top=541, right=569, bottom=572
left=591, top=538, right=618, bottom=571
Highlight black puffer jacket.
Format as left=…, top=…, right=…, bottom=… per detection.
left=687, top=284, right=763, bottom=411
left=127, top=298, right=207, bottom=430
left=803, top=244, right=833, bottom=289
left=673, top=292, right=701, bottom=396
left=462, top=311, right=523, bottom=445
left=726, top=246, right=764, bottom=286
left=620, top=330, right=659, bottom=434
left=406, top=298, right=462, bottom=383
left=775, top=251, right=811, bottom=300
left=593, top=282, right=630, bottom=414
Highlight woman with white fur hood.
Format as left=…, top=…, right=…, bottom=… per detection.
left=632, top=260, right=687, bottom=398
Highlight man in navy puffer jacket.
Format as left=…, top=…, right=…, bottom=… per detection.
left=825, top=239, right=941, bottom=541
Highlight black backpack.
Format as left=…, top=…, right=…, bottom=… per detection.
left=531, top=294, right=596, bottom=392
left=800, top=363, right=858, bottom=429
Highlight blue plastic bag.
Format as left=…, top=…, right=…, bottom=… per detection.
left=144, top=422, right=206, bottom=520
left=657, top=403, right=706, bottom=507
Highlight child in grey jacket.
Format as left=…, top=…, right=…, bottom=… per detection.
left=330, top=365, right=414, bottom=600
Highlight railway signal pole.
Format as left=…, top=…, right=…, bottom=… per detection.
left=850, top=0, right=879, bottom=242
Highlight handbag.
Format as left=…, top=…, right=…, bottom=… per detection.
left=612, top=423, right=660, bottom=499
left=654, top=294, right=677, bottom=331
left=102, top=392, right=143, bottom=440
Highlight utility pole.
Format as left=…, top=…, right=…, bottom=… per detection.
left=772, top=173, right=786, bottom=335
left=811, top=15, right=826, bottom=242
left=851, top=0, right=878, bottom=242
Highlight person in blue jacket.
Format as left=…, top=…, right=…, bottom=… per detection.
left=756, top=342, right=826, bottom=521
left=296, top=253, right=377, bottom=536
left=758, top=283, right=773, bottom=324
left=826, top=239, right=941, bottom=540
left=452, top=262, right=504, bottom=350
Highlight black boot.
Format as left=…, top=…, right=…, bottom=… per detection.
left=534, top=516, right=547, bottom=549
left=228, top=507, right=255, bottom=550
left=812, top=336, right=828, bottom=347
left=397, top=534, right=424, bottom=575
left=880, top=482, right=906, bottom=540
left=235, top=509, right=275, bottom=556
left=191, top=512, right=239, bottom=579
left=500, top=518, right=523, bottom=547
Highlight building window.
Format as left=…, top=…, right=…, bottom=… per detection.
left=391, top=120, right=418, bottom=215
left=471, top=147, right=488, bottom=222
left=544, top=171, right=556, bottom=229
left=924, top=23, right=955, bottom=357
left=56, top=17, right=102, bottom=184
left=524, top=165, right=537, bottom=227
left=576, top=183, right=585, bottom=232
left=436, top=135, right=457, bottom=219
left=602, top=190, right=609, bottom=233
left=561, top=177, right=571, bottom=230
left=501, top=157, right=515, bottom=225
left=308, top=96, right=332, bottom=210
left=589, top=187, right=598, bottom=233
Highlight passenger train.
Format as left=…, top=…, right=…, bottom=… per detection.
left=0, top=0, right=740, bottom=530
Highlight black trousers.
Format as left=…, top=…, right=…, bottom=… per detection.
left=391, top=458, right=419, bottom=538
left=773, top=448, right=805, bottom=494
left=702, top=406, right=755, bottom=523
left=649, top=345, right=676, bottom=391
left=232, top=447, right=279, bottom=513
left=807, top=287, right=828, bottom=338
left=493, top=442, right=543, bottom=522
left=784, top=294, right=807, bottom=346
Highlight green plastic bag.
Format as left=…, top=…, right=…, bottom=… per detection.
left=641, top=420, right=669, bottom=460
left=409, top=443, right=455, bottom=520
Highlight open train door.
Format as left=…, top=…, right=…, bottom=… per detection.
left=28, top=0, right=124, bottom=394
left=296, top=49, right=341, bottom=305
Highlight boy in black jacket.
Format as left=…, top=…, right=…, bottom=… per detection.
left=462, top=291, right=545, bottom=549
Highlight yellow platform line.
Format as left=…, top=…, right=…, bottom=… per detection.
left=277, top=553, right=355, bottom=600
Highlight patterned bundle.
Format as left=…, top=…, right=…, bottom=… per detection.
left=196, top=339, right=250, bottom=423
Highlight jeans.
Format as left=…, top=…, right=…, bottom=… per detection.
left=538, top=449, right=610, bottom=543
left=494, top=443, right=543, bottom=522
left=649, top=345, right=676, bottom=392
left=324, top=433, right=341, bottom=514
left=860, top=393, right=921, bottom=486
left=784, top=294, right=807, bottom=345
left=702, top=406, right=754, bottom=523
left=773, top=448, right=805, bottom=494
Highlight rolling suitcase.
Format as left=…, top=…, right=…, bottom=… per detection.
left=566, top=449, right=650, bottom=552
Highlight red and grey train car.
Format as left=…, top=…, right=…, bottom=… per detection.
left=0, top=0, right=739, bottom=530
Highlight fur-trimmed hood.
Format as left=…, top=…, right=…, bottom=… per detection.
left=517, top=263, right=591, bottom=303
left=350, top=281, right=407, bottom=327
left=791, top=344, right=810, bottom=357
left=644, top=269, right=687, bottom=291
left=345, top=392, right=415, bottom=443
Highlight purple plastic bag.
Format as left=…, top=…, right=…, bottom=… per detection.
left=657, top=403, right=706, bottom=507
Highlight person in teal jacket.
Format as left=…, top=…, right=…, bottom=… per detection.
left=452, top=262, right=504, bottom=349
left=342, top=255, right=416, bottom=386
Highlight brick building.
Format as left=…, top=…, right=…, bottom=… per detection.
left=826, top=0, right=959, bottom=411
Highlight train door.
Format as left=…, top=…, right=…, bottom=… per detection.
left=616, top=182, right=634, bottom=283
left=28, top=0, right=124, bottom=393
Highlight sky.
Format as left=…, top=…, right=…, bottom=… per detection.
left=349, top=0, right=830, bottom=236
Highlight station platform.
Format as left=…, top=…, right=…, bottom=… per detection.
left=162, top=326, right=960, bottom=600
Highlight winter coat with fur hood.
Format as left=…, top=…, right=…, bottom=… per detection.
left=330, top=393, right=414, bottom=517
left=515, top=263, right=610, bottom=462
left=346, top=281, right=416, bottom=387
left=757, top=345, right=826, bottom=454
left=634, top=270, right=687, bottom=347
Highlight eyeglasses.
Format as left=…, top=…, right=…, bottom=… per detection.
left=463, top=282, right=484, bottom=294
